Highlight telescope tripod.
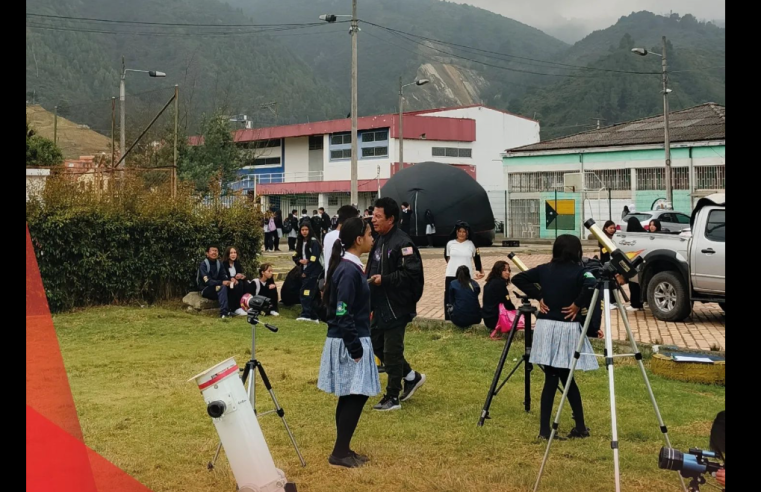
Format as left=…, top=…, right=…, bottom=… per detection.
left=533, top=272, right=686, bottom=492
left=208, top=311, right=306, bottom=471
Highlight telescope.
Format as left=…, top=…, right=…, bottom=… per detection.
left=584, top=219, right=643, bottom=280
left=508, top=252, right=541, bottom=293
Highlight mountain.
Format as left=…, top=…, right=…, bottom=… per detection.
left=26, top=0, right=344, bottom=136
left=227, top=0, right=570, bottom=116
left=511, top=11, right=725, bottom=138
left=26, top=105, right=112, bottom=159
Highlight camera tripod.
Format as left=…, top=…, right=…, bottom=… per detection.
left=208, top=309, right=306, bottom=471
left=533, top=270, right=686, bottom=492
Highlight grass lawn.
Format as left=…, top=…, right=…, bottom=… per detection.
left=53, top=304, right=724, bottom=492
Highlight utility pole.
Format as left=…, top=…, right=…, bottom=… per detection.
left=398, top=76, right=404, bottom=169
left=111, top=98, right=116, bottom=167
left=53, top=105, right=58, bottom=144
left=661, top=35, right=673, bottom=206
left=173, top=85, right=179, bottom=198
left=350, top=0, right=358, bottom=206
left=120, top=55, right=126, bottom=168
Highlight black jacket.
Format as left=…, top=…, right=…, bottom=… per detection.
left=482, top=278, right=516, bottom=324
left=198, top=258, right=228, bottom=290
left=366, top=225, right=424, bottom=328
left=320, top=212, right=331, bottom=232
left=223, top=259, right=245, bottom=280
left=449, top=279, right=482, bottom=327
left=512, top=262, right=595, bottom=323
left=293, top=237, right=323, bottom=278
left=400, top=208, right=412, bottom=234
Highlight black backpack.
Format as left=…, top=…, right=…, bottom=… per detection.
left=282, top=216, right=294, bottom=234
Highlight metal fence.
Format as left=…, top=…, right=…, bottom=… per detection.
left=508, top=198, right=540, bottom=238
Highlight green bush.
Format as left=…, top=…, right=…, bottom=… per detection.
left=26, top=175, right=262, bottom=312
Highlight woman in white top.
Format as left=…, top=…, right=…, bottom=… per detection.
left=444, top=221, right=483, bottom=321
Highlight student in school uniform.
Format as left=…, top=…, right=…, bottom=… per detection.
left=317, top=217, right=380, bottom=468
left=512, top=234, right=603, bottom=441
left=248, top=263, right=280, bottom=316
left=481, top=260, right=517, bottom=331
left=293, top=221, right=323, bottom=323
left=444, top=221, right=484, bottom=321
left=448, top=265, right=482, bottom=328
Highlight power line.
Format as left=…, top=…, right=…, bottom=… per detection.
left=25, top=22, right=341, bottom=37
left=26, top=13, right=331, bottom=28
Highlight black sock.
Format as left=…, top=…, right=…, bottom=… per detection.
left=332, top=395, right=369, bottom=458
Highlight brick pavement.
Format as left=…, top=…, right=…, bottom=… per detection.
left=267, top=248, right=725, bottom=352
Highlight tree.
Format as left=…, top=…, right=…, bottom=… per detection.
left=179, top=112, right=243, bottom=192
left=26, top=120, right=64, bottom=167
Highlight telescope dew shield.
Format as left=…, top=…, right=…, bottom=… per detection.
left=507, top=252, right=529, bottom=273
left=584, top=219, right=643, bottom=280
left=190, top=357, right=288, bottom=492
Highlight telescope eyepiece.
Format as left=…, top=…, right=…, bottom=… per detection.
left=207, top=400, right=226, bottom=418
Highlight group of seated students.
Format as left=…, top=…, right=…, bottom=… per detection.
left=197, top=245, right=280, bottom=319
left=447, top=260, right=516, bottom=330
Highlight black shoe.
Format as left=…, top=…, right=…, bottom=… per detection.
left=400, top=372, right=426, bottom=402
left=328, top=454, right=363, bottom=468
left=373, top=395, right=401, bottom=411
left=350, top=450, right=369, bottom=463
left=377, top=363, right=386, bottom=374
left=568, top=427, right=591, bottom=439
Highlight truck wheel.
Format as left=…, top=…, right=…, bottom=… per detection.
left=647, top=271, right=692, bottom=322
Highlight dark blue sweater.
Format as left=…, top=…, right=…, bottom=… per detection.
left=449, top=279, right=482, bottom=326
left=326, top=259, right=371, bottom=359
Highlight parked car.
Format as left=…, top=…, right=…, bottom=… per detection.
left=614, top=193, right=725, bottom=321
left=617, top=209, right=692, bottom=233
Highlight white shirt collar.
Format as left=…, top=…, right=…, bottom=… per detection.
left=342, top=251, right=364, bottom=269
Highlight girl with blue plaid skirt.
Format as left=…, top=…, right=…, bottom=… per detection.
left=512, top=234, right=603, bottom=441
left=317, top=217, right=380, bottom=468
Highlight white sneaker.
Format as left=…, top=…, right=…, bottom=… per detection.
left=626, top=306, right=642, bottom=312
left=312, top=318, right=321, bottom=324
left=234, top=308, right=247, bottom=316
left=270, top=311, right=280, bottom=317
left=296, top=317, right=310, bottom=322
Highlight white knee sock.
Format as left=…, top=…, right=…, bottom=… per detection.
left=405, top=370, right=416, bottom=381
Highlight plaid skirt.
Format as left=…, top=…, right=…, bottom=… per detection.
left=317, top=337, right=381, bottom=397
left=529, top=318, right=599, bottom=371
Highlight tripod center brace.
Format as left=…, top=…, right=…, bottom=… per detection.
left=208, top=310, right=306, bottom=474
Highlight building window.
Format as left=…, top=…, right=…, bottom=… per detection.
left=331, top=133, right=352, bottom=145
left=238, top=139, right=280, bottom=150
left=308, top=135, right=323, bottom=150
left=330, top=149, right=352, bottom=160
left=432, top=147, right=472, bottom=158
left=253, top=157, right=281, bottom=166
left=636, top=168, right=690, bottom=190
left=362, top=146, right=388, bottom=158
left=362, top=130, right=388, bottom=143
left=328, top=195, right=339, bottom=206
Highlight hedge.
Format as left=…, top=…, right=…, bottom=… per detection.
left=26, top=175, right=263, bottom=312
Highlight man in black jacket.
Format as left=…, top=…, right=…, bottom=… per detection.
left=198, top=245, right=232, bottom=318
left=367, top=197, right=427, bottom=411
left=319, top=207, right=331, bottom=237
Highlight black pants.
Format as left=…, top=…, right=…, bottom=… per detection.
left=333, top=394, right=369, bottom=458
left=371, top=321, right=413, bottom=399
left=256, top=283, right=280, bottom=314
left=629, top=281, right=643, bottom=308
left=444, top=276, right=455, bottom=320
left=228, top=282, right=249, bottom=312
left=427, top=234, right=434, bottom=247
left=201, top=285, right=229, bottom=316
left=288, top=236, right=297, bottom=251
left=273, top=230, right=281, bottom=251
left=299, top=274, right=319, bottom=319
left=264, top=232, right=274, bottom=251
left=539, top=366, right=586, bottom=438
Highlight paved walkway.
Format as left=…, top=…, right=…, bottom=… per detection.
left=266, top=248, right=725, bottom=351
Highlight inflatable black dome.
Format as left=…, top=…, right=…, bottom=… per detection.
left=381, top=162, right=495, bottom=247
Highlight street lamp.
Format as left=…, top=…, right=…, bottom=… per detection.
left=120, top=56, right=166, bottom=168
left=320, top=2, right=359, bottom=206
left=398, top=78, right=429, bottom=170
left=632, top=36, right=673, bottom=206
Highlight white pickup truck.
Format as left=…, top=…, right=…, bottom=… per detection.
left=613, top=193, right=725, bottom=322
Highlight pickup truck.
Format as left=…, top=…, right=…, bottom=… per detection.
left=613, top=193, right=725, bottom=322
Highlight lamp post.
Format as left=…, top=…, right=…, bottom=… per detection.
left=120, top=56, right=166, bottom=168
left=632, top=36, right=673, bottom=206
left=398, top=77, right=430, bottom=170
left=320, top=2, right=359, bottom=205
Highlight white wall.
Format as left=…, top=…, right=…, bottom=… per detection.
left=283, top=136, right=310, bottom=176
left=323, top=156, right=394, bottom=181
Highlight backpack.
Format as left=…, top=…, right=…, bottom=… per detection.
left=490, top=305, right=526, bottom=338
left=197, top=259, right=222, bottom=290
left=282, top=217, right=293, bottom=234
left=268, top=217, right=276, bottom=232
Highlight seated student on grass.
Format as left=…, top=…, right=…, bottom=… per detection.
left=198, top=245, right=232, bottom=318
left=448, top=265, right=483, bottom=328
left=249, top=263, right=280, bottom=316
left=481, top=260, right=516, bottom=331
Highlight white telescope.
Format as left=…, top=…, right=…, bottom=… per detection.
left=190, top=357, right=295, bottom=492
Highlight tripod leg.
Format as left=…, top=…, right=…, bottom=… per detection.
left=601, top=286, right=622, bottom=492
left=613, top=290, right=688, bottom=492
left=478, top=309, right=522, bottom=426
left=207, top=442, right=223, bottom=470
left=524, top=311, right=534, bottom=412
left=534, top=287, right=600, bottom=492
left=255, top=362, right=307, bottom=467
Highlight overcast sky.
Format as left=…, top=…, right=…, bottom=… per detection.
left=446, top=0, right=725, bottom=43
